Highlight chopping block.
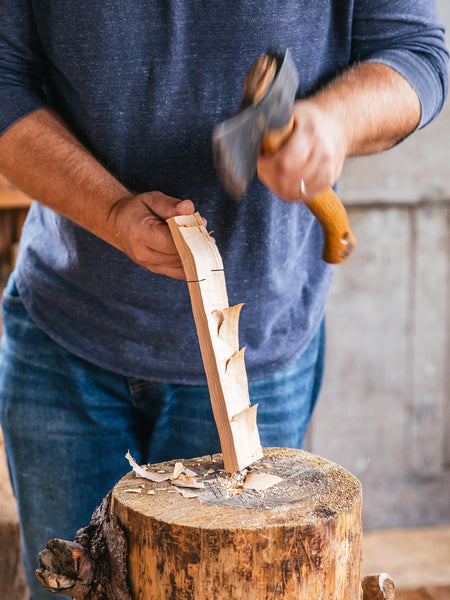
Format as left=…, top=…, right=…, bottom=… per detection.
left=112, top=447, right=363, bottom=600
left=37, top=448, right=394, bottom=600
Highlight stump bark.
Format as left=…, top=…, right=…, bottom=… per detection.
left=111, top=447, right=363, bottom=600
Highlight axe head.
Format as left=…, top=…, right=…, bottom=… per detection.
left=212, top=50, right=299, bottom=200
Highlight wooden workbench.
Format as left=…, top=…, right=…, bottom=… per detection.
left=0, top=174, right=31, bottom=280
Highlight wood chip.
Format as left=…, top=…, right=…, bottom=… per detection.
left=122, top=488, right=143, bottom=493
left=183, top=468, right=198, bottom=477
left=125, top=451, right=172, bottom=482
left=243, top=472, right=283, bottom=491
left=171, top=474, right=205, bottom=489
left=176, top=488, right=205, bottom=498
left=173, top=462, right=184, bottom=479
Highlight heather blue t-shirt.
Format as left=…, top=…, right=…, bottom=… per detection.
left=0, top=1, right=447, bottom=383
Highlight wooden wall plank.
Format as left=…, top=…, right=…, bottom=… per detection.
left=311, top=206, right=450, bottom=528
left=311, top=207, right=410, bottom=479
left=407, top=207, right=449, bottom=475
left=444, top=208, right=450, bottom=468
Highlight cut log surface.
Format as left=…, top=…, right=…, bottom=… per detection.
left=167, top=213, right=263, bottom=472
left=111, top=447, right=363, bottom=600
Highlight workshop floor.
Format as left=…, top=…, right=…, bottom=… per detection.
left=363, top=525, right=450, bottom=598
left=395, top=588, right=450, bottom=600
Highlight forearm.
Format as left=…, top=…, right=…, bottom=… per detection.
left=313, top=62, right=421, bottom=157
left=0, top=108, right=132, bottom=249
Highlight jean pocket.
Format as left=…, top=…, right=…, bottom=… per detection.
left=2, top=272, right=24, bottom=308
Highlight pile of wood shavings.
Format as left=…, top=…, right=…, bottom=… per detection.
left=124, top=452, right=283, bottom=499
left=125, top=452, right=207, bottom=498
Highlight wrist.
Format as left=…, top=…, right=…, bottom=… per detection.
left=104, top=193, right=136, bottom=249
left=303, top=95, right=351, bottom=161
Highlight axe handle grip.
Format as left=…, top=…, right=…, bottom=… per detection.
left=260, top=115, right=295, bottom=155
left=305, top=187, right=356, bottom=264
left=260, top=113, right=356, bottom=264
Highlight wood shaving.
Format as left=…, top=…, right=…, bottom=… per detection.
left=176, top=488, right=205, bottom=498
left=125, top=451, right=172, bottom=482
left=122, top=488, right=143, bottom=493
left=171, top=474, right=205, bottom=489
left=147, top=490, right=155, bottom=495
left=183, top=468, right=198, bottom=477
left=173, top=462, right=184, bottom=479
left=243, top=472, right=283, bottom=491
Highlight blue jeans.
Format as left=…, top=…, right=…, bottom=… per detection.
left=0, top=272, right=325, bottom=600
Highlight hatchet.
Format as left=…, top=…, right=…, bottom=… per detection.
left=212, top=50, right=356, bottom=264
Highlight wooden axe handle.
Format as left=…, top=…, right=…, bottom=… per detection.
left=246, top=53, right=356, bottom=264
left=305, top=187, right=357, bottom=264
left=262, top=110, right=356, bottom=264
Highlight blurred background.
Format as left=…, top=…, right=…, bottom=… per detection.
left=305, top=0, right=450, bottom=595
left=308, top=0, right=450, bottom=531
left=0, top=2, right=449, bottom=598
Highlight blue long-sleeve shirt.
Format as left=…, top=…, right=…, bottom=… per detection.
left=0, top=1, right=448, bottom=383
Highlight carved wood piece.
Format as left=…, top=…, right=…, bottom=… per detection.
left=167, top=212, right=263, bottom=472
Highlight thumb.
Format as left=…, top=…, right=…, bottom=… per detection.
left=143, top=192, right=195, bottom=221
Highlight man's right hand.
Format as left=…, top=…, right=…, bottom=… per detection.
left=109, top=192, right=195, bottom=280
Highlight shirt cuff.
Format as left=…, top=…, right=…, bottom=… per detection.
left=0, top=85, right=49, bottom=136
left=364, top=48, right=447, bottom=130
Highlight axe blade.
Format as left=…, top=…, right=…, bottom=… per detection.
left=212, top=50, right=300, bottom=200
left=212, top=107, right=266, bottom=200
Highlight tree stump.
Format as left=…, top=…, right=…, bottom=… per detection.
left=111, top=447, right=362, bottom=600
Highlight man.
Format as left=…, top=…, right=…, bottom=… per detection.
left=0, top=2, right=447, bottom=599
